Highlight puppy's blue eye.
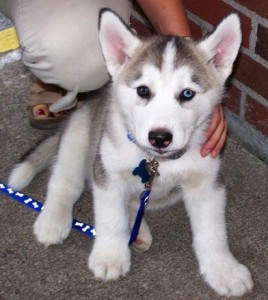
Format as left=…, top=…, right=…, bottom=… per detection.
left=137, top=85, right=151, bottom=99
left=180, top=89, right=196, bottom=101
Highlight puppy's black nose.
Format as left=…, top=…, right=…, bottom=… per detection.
left=148, top=130, right=173, bottom=148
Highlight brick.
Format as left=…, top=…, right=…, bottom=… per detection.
left=131, top=1, right=148, bottom=20
left=223, top=84, right=241, bottom=115
left=184, top=0, right=252, bottom=48
left=232, top=52, right=268, bottom=99
left=131, top=1, right=154, bottom=38
left=189, top=20, right=203, bottom=40
left=256, top=24, right=268, bottom=61
left=130, top=17, right=154, bottom=38
left=235, top=0, right=268, bottom=19
left=245, top=96, right=268, bottom=135
left=185, top=0, right=232, bottom=25
left=131, top=7, right=202, bottom=40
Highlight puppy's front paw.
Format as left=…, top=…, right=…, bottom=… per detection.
left=89, top=240, right=131, bottom=281
left=201, top=257, right=253, bottom=297
left=33, top=210, right=72, bottom=246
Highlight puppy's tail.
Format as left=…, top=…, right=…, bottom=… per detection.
left=8, top=133, right=60, bottom=190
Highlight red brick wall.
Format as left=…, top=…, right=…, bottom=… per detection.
left=184, top=0, right=268, bottom=137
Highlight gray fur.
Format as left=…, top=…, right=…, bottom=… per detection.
left=93, top=153, right=108, bottom=187
left=122, top=36, right=216, bottom=91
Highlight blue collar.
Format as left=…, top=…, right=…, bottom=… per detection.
left=127, top=131, right=186, bottom=160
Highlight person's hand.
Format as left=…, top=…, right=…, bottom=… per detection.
left=200, top=105, right=227, bottom=158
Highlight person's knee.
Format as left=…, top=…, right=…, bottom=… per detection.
left=14, top=0, right=130, bottom=92
left=20, top=11, right=109, bottom=91
left=41, top=26, right=110, bottom=92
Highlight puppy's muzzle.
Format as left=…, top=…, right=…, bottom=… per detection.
left=148, top=129, right=173, bottom=148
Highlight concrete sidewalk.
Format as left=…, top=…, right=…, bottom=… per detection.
left=0, top=57, right=268, bottom=299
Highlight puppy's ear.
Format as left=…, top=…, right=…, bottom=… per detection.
left=198, top=13, right=242, bottom=80
left=99, top=9, right=141, bottom=76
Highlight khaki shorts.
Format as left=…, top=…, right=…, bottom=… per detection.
left=0, top=0, right=130, bottom=109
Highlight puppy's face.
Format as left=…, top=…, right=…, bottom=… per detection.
left=98, top=10, right=241, bottom=157
left=115, top=37, right=222, bottom=157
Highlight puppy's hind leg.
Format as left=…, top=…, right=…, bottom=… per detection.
left=129, top=206, right=152, bottom=252
left=34, top=109, right=90, bottom=246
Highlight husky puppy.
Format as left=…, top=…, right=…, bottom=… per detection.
left=9, top=9, right=253, bottom=297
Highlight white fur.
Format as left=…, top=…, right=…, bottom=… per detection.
left=198, top=13, right=242, bottom=80
left=8, top=11, right=252, bottom=297
left=33, top=106, right=90, bottom=245
left=98, top=9, right=141, bottom=76
left=9, top=162, right=36, bottom=191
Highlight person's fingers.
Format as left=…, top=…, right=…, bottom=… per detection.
left=211, top=120, right=228, bottom=158
left=205, top=105, right=222, bottom=141
left=201, top=118, right=226, bottom=157
left=201, top=105, right=227, bottom=157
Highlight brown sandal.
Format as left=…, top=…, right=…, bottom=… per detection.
left=28, top=79, right=76, bottom=129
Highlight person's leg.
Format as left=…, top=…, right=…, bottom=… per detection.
left=0, top=0, right=130, bottom=126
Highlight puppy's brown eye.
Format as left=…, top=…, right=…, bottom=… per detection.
left=137, top=85, right=151, bottom=99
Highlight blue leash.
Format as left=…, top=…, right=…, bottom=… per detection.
left=2, top=133, right=159, bottom=245
left=128, top=189, right=150, bottom=245
left=0, top=182, right=96, bottom=238
left=0, top=181, right=150, bottom=245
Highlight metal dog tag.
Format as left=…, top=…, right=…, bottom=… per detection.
left=144, top=159, right=159, bottom=189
